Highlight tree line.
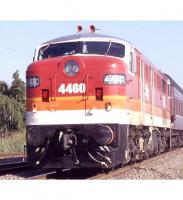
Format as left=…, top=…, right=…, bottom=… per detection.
left=0, top=70, right=25, bottom=135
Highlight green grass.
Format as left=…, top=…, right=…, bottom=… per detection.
left=0, top=131, right=26, bottom=153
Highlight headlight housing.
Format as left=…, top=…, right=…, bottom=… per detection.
left=64, top=60, right=80, bottom=77
left=26, top=76, right=40, bottom=88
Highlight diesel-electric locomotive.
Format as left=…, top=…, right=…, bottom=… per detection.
left=26, top=25, right=183, bottom=169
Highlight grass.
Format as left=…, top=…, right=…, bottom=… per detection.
left=0, top=130, right=26, bottom=153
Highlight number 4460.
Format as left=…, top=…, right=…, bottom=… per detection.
left=58, top=83, right=86, bottom=94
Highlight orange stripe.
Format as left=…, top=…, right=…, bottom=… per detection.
left=27, top=95, right=127, bottom=111
left=27, top=95, right=171, bottom=119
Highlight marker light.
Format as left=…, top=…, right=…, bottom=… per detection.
left=76, top=25, right=83, bottom=33
left=64, top=60, right=80, bottom=77
left=89, top=25, right=96, bottom=33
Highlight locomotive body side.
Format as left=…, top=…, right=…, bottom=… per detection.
left=125, top=49, right=171, bottom=129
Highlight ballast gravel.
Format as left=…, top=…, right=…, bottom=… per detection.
left=106, top=148, right=183, bottom=179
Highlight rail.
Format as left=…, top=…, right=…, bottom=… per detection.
left=0, top=161, right=29, bottom=173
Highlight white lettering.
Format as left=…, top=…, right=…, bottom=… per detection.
left=58, top=83, right=86, bottom=94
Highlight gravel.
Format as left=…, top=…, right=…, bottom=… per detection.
left=107, top=148, right=183, bottom=179
left=0, top=174, right=25, bottom=180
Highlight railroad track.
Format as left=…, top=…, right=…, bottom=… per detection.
left=0, top=153, right=97, bottom=179
left=0, top=160, right=30, bottom=173
left=1, top=148, right=182, bottom=179
left=0, top=152, right=25, bottom=159
left=26, top=168, right=100, bottom=180
left=19, top=151, right=175, bottom=179
left=24, top=169, right=57, bottom=180
left=0, top=153, right=29, bottom=175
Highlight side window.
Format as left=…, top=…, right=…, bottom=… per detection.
left=129, top=51, right=136, bottom=74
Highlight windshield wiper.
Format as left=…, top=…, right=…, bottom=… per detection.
left=40, top=44, right=53, bottom=55
left=105, top=40, right=112, bottom=55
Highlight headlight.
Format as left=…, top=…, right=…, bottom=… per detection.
left=26, top=76, right=40, bottom=88
left=84, top=125, right=114, bottom=145
left=64, top=60, right=80, bottom=77
left=97, top=125, right=114, bottom=145
left=104, top=74, right=125, bottom=85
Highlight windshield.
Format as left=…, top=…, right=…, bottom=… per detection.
left=38, top=41, right=125, bottom=60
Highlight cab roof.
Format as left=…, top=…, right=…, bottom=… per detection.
left=43, top=33, right=129, bottom=44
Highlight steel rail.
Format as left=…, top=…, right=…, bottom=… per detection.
left=0, top=161, right=30, bottom=173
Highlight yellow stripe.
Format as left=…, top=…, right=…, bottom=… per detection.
left=27, top=95, right=128, bottom=102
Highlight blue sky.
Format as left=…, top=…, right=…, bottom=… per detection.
left=0, top=21, right=183, bottom=87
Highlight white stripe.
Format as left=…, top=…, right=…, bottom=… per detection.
left=26, top=109, right=171, bottom=128
left=26, top=109, right=130, bottom=125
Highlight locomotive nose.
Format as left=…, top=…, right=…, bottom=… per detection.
left=56, top=56, right=87, bottom=97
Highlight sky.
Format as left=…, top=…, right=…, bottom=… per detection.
left=0, top=21, right=183, bottom=87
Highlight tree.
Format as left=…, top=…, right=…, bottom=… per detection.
left=0, top=81, right=9, bottom=96
left=0, top=70, right=26, bottom=134
left=0, top=95, right=24, bottom=133
left=9, top=70, right=25, bottom=105
left=9, top=70, right=26, bottom=117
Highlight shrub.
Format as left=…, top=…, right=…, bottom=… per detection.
left=0, top=131, right=26, bottom=153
